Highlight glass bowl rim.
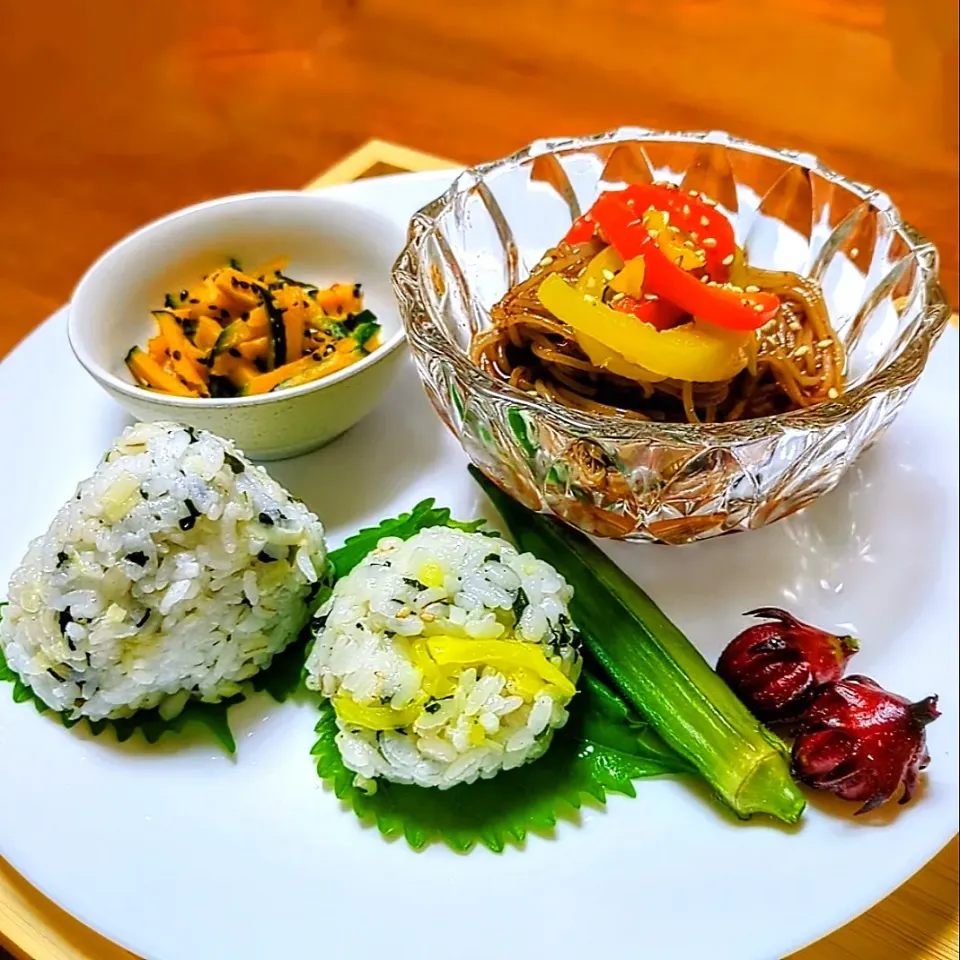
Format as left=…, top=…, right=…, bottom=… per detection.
left=393, top=127, right=952, bottom=443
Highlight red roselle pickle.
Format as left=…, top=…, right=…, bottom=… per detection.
left=791, top=676, right=939, bottom=813
left=717, top=608, right=858, bottom=725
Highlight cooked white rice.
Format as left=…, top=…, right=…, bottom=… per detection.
left=305, top=525, right=581, bottom=789
left=0, top=421, right=327, bottom=721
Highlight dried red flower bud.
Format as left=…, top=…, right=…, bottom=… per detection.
left=791, top=676, right=940, bottom=814
left=717, top=608, right=858, bottom=724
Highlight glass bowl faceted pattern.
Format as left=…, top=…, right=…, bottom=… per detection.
left=392, top=129, right=952, bottom=543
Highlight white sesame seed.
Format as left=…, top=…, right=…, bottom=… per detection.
left=689, top=189, right=700, bottom=197
left=702, top=237, right=717, bottom=248
left=753, top=303, right=765, bottom=312
left=701, top=195, right=717, bottom=207
left=793, top=345, right=810, bottom=357
left=601, top=269, right=616, bottom=281
left=827, top=388, right=839, bottom=399
left=644, top=293, right=659, bottom=301
left=583, top=294, right=597, bottom=303
left=817, top=338, right=834, bottom=348
left=788, top=321, right=802, bottom=332
left=721, top=253, right=735, bottom=265
left=539, top=256, right=554, bottom=267
left=850, top=247, right=859, bottom=258
left=682, top=204, right=691, bottom=216
left=700, top=215, right=710, bottom=227
left=611, top=292, right=625, bottom=301
left=648, top=229, right=660, bottom=239
left=744, top=284, right=760, bottom=293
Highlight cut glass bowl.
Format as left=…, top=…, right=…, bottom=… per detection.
left=392, top=129, right=952, bottom=543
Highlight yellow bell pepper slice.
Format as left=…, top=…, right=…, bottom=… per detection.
left=608, top=256, right=647, bottom=298
left=426, top=637, right=576, bottom=698
left=333, top=694, right=423, bottom=730
left=538, top=273, right=749, bottom=383
left=576, top=332, right=666, bottom=383
left=575, top=246, right=624, bottom=295
left=643, top=210, right=705, bottom=271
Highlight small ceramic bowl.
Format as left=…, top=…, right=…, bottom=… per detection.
left=68, top=191, right=407, bottom=460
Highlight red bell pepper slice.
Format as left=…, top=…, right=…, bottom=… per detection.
left=565, top=183, right=737, bottom=281
left=565, top=213, right=596, bottom=245
left=619, top=183, right=736, bottom=281
left=610, top=295, right=684, bottom=332
left=589, top=194, right=779, bottom=332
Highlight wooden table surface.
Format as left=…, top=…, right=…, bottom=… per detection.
left=0, top=2, right=957, bottom=958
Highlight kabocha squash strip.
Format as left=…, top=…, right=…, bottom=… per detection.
left=151, top=311, right=209, bottom=394
left=125, top=348, right=199, bottom=398
left=125, top=258, right=382, bottom=398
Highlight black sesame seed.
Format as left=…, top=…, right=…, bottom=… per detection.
left=172, top=350, right=182, bottom=361
left=219, top=309, right=230, bottom=320
left=189, top=298, right=201, bottom=304
left=258, top=512, right=274, bottom=526
left=224, top=453, right=245, bottom=474
left=228, top=348, right=242, bottom=358
left=179, top=289, right=189, bottom=301
left=257, top=551, right=277, bottom=563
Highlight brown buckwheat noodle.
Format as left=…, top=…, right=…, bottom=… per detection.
left=471, top=241, right=844, bottom=424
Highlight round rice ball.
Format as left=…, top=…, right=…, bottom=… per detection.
left=0, top=421, right=327, bottom=722
left=305, top=525, right=581, bottom=789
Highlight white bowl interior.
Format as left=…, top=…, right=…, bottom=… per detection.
left=69, top=192, right=406, bottom=399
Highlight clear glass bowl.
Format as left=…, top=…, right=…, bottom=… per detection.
left=392, top=129, right=952, bottom=543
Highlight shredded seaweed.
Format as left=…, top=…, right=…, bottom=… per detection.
left=312, top=670, right=690, bottom=853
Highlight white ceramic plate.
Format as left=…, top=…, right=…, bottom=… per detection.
left=0, top=172, right=957, bottom=960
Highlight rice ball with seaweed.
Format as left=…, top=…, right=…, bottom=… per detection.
left=0, top=421, right=327, bottom=722
left=305, top=525, right=581, bottom=789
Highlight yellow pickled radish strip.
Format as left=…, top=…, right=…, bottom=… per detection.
left=608, top=256, right=647, bottom=298
left=576, top=332, right=666, bottom=383
left=426, top=637, right=576, bottom=698
left=508, top=667, right=547, bottom=702
left=333, top=694, right=422, bottom=731
left=417, top=561, right=445, bottom=589
left=404, top=640, right=457, bottom=699
left=538, top=273, right=749, bottom=383
left=575, top=246, right=624, bottom=295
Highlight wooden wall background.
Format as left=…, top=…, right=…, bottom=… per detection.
left=0, top=0, right=957, bottom=360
